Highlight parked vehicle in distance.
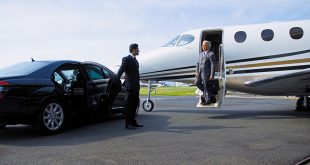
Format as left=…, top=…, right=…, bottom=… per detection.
left=0, top=60, right=132, bottom=134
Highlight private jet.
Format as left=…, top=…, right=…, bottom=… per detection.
left=138, top=19, right=310, bottom=111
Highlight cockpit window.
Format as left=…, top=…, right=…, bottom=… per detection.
left=163, top=35, right=181, bottom=47
left=177, top=35, right=195, bottom=46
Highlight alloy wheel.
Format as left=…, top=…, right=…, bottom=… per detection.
left=43, top=103, right=64, bottom=131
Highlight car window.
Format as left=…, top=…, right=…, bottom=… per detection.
left=53, top=72, right=64, bottom=85
left=61, top=70, right=76, bottom=80
left=0, top=61, right=49, bottom=77
left=53, top=65, right=82, bottom=92
left=102, top=69, right=110, bottom=78
left=84, top=65, right=104, bottom=80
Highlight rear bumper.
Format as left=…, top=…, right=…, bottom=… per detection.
left=0, top=99, right=37, bottom=125
left=0, top=112, right=34, bottom=125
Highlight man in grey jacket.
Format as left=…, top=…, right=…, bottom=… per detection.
left=195, top=40, right=216, bottom=105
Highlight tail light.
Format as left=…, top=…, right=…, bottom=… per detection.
left=0, top=81, right=9, bottom=100
left=0, top=81, right=9, bottom=86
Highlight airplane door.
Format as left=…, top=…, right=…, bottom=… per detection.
left=216, top=44, right=226, bottom=108
left=197, top=30, right=226, bottom=109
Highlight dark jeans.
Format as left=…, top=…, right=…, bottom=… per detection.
left=125, top=90, right=139, bottom=126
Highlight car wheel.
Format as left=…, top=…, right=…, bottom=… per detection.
left=35, top=99, right=66, bottom=134
left=0, top=123, right=7, bottom=129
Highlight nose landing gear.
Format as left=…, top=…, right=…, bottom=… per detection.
left=142, top=80, right=154, bottom=112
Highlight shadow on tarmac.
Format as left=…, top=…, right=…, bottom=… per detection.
left=158, top=109, right=310, bottom=120
left=1, top=106, right=309, bottom=147
left=0, top=113, right=239, bottom=147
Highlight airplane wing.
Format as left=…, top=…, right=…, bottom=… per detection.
left=244, top=68, right=310, bottom=95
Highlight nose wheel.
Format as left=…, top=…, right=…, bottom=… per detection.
left=142, top=100, right=154, bottom=112
left=142, top=80, right=155, bottom=112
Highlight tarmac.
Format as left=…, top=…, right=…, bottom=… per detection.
left=0, top=94, right=309, bottom=165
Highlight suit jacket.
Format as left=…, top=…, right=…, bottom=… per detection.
left=117, top=55, right=140, bottom=91
left=196, top=50, right=215, bottom=80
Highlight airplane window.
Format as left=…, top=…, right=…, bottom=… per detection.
left=261, top=29, right=274, bottom=41
left=177, top=35, right=195, bottom=46
left=290, top=27, right=303, bottom=40
left=234, top=31, right=246, bottom=43
left=163, top=35, right=181, bottom=47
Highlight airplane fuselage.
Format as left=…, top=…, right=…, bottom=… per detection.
left=139, top=20, right=310, bottom=96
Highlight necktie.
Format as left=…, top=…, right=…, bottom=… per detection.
left=134, top=57, right=139, bottom=66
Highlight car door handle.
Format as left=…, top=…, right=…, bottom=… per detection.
left=87, top=82, right=96, bottom=87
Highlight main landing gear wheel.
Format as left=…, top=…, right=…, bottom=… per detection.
left=296, top=96, right=309, bottom=111
left=142, top=100, right=154, bottom=112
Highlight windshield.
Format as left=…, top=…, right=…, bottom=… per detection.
left=162, top=35, right=181, bottom=47
left=0, top=61, right=50, bottom=77
left=177, top=35, right=195, bottom=46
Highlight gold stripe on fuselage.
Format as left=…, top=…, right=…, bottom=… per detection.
left=227, top=58, right=310, bottom=70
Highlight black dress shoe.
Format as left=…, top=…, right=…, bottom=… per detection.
left=201, top=96, right=206, bottom=102
left=206, top=99, right=212, bottom=105
left=133, top=123, right=144, bottom=127
left=211, top=96, right=217, bottom=103
left=125, top=125, right=136, bottom=130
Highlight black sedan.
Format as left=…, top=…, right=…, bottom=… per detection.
left=0, top=60, right=130, bottom=134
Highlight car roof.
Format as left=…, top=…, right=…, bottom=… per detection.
left=0, top=60, right=110, bottom=79
left=28, top=60, right=80, bottom=78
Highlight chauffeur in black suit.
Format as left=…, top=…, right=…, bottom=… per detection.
left=117, top=43, right=143, bottom=129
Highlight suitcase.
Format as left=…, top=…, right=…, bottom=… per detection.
left=206, top=79, right=219, bottom=95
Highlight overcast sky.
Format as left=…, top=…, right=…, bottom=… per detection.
left=0, top=0, right=309, bottom=68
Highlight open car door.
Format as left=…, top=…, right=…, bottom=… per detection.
left=83, top=64, right=112, bottom=111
